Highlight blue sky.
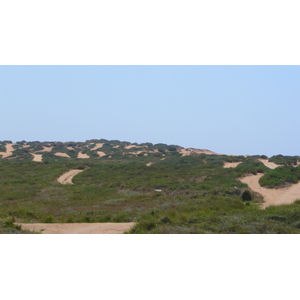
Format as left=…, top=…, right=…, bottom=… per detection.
left=1, top=65, right=299, bottom=156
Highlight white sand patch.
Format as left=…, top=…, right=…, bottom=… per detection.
left=77, top=152, right=89, bottom=159
left=57, top=169, right=86, bottom=184
left=55, top=152, right=70, bottom=158
left=146, top=162, right=154, bottom=166
left=91, top=143, right=104, bottom=151
left=239, top=174, right=300, bottom=208
left=18, top=222, right=135, bottom=234
left=32, top=153, right=43, bottom=162
left=177, top=147, right=219, bottom=156
left=22, top=145, right=30, bottom=148
left=128, top=151, right=143, bottom=155
left=258, top=159, right=279, bottom=169
left=67, top=147, right=75, bottom=150
left=223, top=162, right=242, bottom=168
left=113, top=145, right=119, bottom=148
left=97, top=151, right=106, bottom=157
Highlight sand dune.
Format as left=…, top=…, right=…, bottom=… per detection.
left=54, top=152, right=70, bottom=158
left=91, top=143, right=104, bottom=151
left=97, top=151, right=106, bottom=157
left=223, top=162, right=242, bottom=168
left=0, top=143, right=15, bottom=158
left=77, top=152, right=89, bottom=159
left=19, top=222, right=135, bottom=234
left=57, top=169, right=85, bottom=184
left=125, top=145, right=139, bottom=149
left=32, top=153, right=43, bottom=162
left=258, top=159, right=279, bottom=169
left=239, top=174, right=300, bottom=208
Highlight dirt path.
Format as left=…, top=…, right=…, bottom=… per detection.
left=57, top=169, right=86, bottom=184
left=32, top=153, right=43, bottom=162
left=239, top=174, right=300, bottom=208
left=223, top=162, right=242, bottom=168
left=19, top=222, right=135, bottom=234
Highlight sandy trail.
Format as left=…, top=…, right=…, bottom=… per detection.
left=223, top=162, right=242, bottom=168
left=32, top=153, right=43, bottom=162
left=239, top=174, right=300, bottom=208
left=19, top=222, right=135, bottom=234
left=258, top=159, right=279, bottom=169
left=78, top=152, right=89, bottom=159
left=0, top=143, right=16, bottom=158
left=91, top=143, right=104, bottom=151
left=57, top=169, right=86, bottom=184
left=55, top=152, right=71, bottom=158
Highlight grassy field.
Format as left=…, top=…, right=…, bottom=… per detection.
left=1, top=140, right=300, bottom=233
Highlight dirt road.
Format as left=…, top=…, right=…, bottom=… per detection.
left=19, top=222, right=135, bottom=234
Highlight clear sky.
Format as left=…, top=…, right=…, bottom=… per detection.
left=1, top=65, right=299, bottom=156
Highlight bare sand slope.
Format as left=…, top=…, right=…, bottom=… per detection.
left=91, top=143, right=104, bottom=151
left=258, top=159, right=279, bottom=169
left=19, top=222, right=135, bottom=234
left=78, top=152, right=89, bottom=159
left=223, top=162, right=242, bottom=168
left=97, top=151, right=106, bottom=157
left=57, top=169, right=85, bottom=184
left=55, top=152, right=70, bottom=158
left=125, top=145, right=139, bottom=149
left=146, top=162, right=154, bottom=166
left=32, top=153, right=43, bottom=162
left=0, top=143, right=15, bottom=158
left=239, top=174, right=300, bottom=208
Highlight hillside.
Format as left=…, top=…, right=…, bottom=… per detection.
left=1, top=139, right=300, bottom=234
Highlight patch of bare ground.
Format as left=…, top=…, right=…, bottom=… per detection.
left=0, top=143, right=16, bottom=158
left=91, top=143, right=104, bottom=151
left=32, top=153, right=43, bottom=162
left=239, top=174, right=300, bottom=208
left=39, top=146, right=53, bottom=152
left=146, top=162, right=154, bottom=166
left=177, top=147, right=219, bottom=156
left=54, top=152, right=70, bottom=158
left=97, top=151, right=106, bottom=157
left=57, top=169, right=86, bottom=184
left=125, top=145, right=139, bottom=149
left=223, top=162, right=242, bottom=168
left=18, top=222, right=135, bottom=234
left=257, top=159, right=279, bottom=169
left=77, top=152, right=89, bottom=159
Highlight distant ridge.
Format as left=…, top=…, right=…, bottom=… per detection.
left=0, top=139, right=227, bottom=162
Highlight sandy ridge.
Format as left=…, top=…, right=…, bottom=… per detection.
left=0, top=143, right=16, bottom=158
left=19, top=222, right=135, bottom=234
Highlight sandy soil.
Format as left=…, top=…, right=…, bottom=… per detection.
left=91, top=143, right=104, bottom=151
left=258, top=159, right=279, bottom=169
left=19, top=222, right=135, bottom=234
left=177, top=147, right=219, bottom=156
left=77, top=152, right=89, bottom=159
left=54, top=152, right=71, bottom=158
left=0, top=143, right=16, bottom=158
left=239, top=174, right=300, bottom=208
left=97, top=151, right=106, bottom=157
left=39, top=146, right=53, bottom=152
left=57, top=169, right=86, bottom=184
left=223, top=162, right=242, bottom=168
left=67, top=146, right=75, bottom=151
left=125, top=145, right=139, bottom=149
left=32, top=153, right=43, bottom=162
left=113, top=145, right=119, bottom=148
left=146, top=162, right=154, bottom=166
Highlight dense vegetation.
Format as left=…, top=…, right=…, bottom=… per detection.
left=0, top=140, right=300, bottom=233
